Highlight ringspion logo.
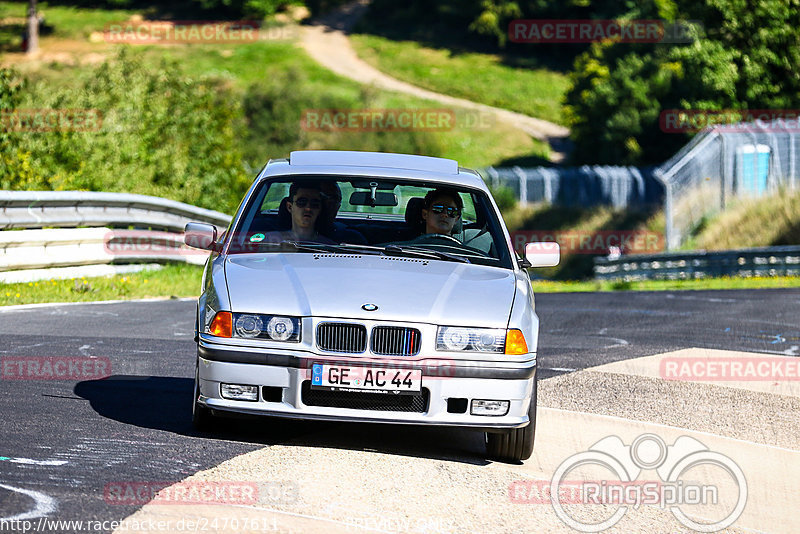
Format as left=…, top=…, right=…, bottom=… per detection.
left=539, top=434, right=747, bottom=532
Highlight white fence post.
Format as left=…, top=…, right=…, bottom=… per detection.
left=512, top=166, right=528, bottom=207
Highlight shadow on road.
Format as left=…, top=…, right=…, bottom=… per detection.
left=74, top=375, right=490, bottom=465
left=75, top=375, right=197, bottom=434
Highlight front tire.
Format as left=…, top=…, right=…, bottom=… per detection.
left=192, top=364, right=216, bottom=432
left=486, top=381, right=537, bottom=463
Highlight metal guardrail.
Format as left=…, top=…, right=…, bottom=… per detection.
left=0, top=191, right=232, bottom=281
left=0, top=191, right=231, bottom=232
left=594, top=246, right=800, bottom=280
left=0, top=228, right=210, bottom=272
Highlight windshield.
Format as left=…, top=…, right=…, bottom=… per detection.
left=226, top=175, right=513, bottom=269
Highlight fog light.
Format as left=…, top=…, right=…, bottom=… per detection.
left=220, top=383, right=258, bottom=402
left=471, top=399, right=510, bottom=416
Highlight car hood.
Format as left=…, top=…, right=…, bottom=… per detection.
left=224, top=253, right=515, bottom=328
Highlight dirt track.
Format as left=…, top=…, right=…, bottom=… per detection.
left=298, top=0, right=570, bottom=161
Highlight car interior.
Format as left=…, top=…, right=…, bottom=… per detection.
left=232, top=178, right=502, bottom=262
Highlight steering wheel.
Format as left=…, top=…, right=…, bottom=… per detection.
left=410, top=233, right=462, bottom=245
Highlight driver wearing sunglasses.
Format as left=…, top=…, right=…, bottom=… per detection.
left=421, top=188, right=463, bottom=237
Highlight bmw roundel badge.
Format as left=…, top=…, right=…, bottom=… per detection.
left=361, top=303, right=378, bottom=311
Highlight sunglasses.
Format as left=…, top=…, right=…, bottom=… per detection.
left=429, top=204, right=461, bottom=218
left=292, top=197, right=322, bottom=209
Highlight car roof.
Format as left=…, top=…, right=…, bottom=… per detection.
left=260, top=151, right=486, bottom=189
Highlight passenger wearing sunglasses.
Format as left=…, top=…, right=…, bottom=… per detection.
left=421, top=188, right=463, bottom=237
left=266, top=182, right=335, bottom=243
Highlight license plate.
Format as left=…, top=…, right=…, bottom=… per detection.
left=311, top=364, right=422, bottom=394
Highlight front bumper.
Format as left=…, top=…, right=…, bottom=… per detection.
left=196, top=340, right=536, bottom=430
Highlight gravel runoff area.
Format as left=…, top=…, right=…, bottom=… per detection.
left=114, top=443, right=752, bottom=534
left=539, top=369, right=800, bottom=451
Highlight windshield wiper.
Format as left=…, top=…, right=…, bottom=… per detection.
left=384, top=245, right=470, bottom=264
left=280, top=241, right=385, bottom=255
left=244, top=240, right=470, bottom=263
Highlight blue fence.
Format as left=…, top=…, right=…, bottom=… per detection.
left=481, top=166, right=664, bottom=209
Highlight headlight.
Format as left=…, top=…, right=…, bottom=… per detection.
left=231, top=313, right=300, bottom=342
left=266, top=316, right=295, bottom=341
left=234, top=314, right=263, bottom=338
left=436, top=326, right=505, bottom=353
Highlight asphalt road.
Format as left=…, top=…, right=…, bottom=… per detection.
left=0, top=288, right=797, bottom=531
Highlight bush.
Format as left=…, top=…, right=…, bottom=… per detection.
left=7, top=51, right=449, bottom=213
left=242, top=67, right=444, bottom=166
left=488, top=184, right=518, bottom=212
left=0, top=68, right=36, bottom=189
left=8, top=49, right=250, bottom=214
left=194, top=0, right=298, bottom=18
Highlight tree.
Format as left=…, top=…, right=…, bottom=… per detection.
left=563, top=0, right=800, bottom=165
left=26, top=0, right=38, bottom=54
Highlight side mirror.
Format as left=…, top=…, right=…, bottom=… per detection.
left=522, top=242, right=560, bottom=268
left=184, top=222, right=218, bottom=251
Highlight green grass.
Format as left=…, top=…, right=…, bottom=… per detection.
left=135, top=42, right=551, bottom=167
left=689, top=188, right=800, bottom=250
left=349, top=34, right=569, bottom=125
left=136, top=40, right=308, bottom=89
left=0, top=263, right=202, bottom=306
left=532, top=276, right=800, bottom=293
left=0, top=1, right=135, bottom=41
left=502, top=202, right=663, bottom=280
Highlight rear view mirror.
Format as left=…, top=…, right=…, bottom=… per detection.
left=184, top=222, right=218, bottom=251
left=349, top=191, right=398, bottom=207
left=524, top=242, right=560, bottom=267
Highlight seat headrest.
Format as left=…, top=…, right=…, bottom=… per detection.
left=405, top=197, right=425, bottom=230
left=277, top=196, right=291, bottom=229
